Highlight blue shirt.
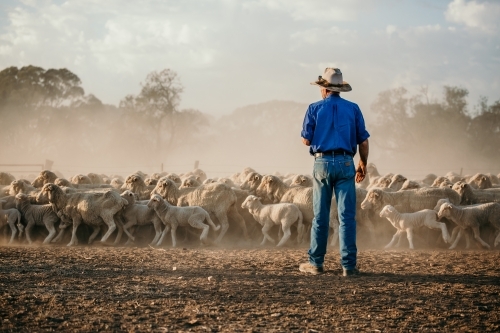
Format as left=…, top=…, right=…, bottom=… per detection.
left=301, top=94, right=370, bottom=156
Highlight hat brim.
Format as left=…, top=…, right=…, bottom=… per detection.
left=310, top=80, right=352, bottom=92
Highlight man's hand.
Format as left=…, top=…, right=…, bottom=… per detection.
left=355, top=161, right=366, bottom=183
left=302, top=137, right=310, bottom=146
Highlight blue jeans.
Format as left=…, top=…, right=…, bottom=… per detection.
left=308, top=155, right=357, bottom=270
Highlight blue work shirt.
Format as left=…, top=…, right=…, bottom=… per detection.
left=301, top=94, right=370, bottom=156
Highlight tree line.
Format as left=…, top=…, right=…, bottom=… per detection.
left=0, top=65, right=498, bottom=175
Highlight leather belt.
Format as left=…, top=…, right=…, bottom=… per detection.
left=314, top=150, right=353, bottom=158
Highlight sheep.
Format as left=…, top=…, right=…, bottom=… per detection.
left=360, top=187, right=461, bottom=214
left=445, top=172, right=464, bottom=184
left=0, top=199, right=22, bottom=244
left=218, top=177, right=240, bottom=189
left=71, top=174, right=92, bottom=185
left=379, top=205, right=450, bottom=249
left=179, top=176, right=202, bottom=189
left=31, top=170, right=58, bottom=188
left=38, top=183, right=128, bottom=246
left=151, top=178, right=247, bottom=243
left=400, top=180, right=422, bottom=191
left=144, top=178, right=158, bottom=186
left=119, top=190, right=162, bottom=245
left=452, top=181, right=500, bottom=205
left=241, top=195, right=304, bottom=246
left=433, top=198, right=474, bottom=249
left=431, top=176, right=451, bottom=188
left=87, top=173, right=104, bottom=184
left=164, top=173, right=182, bottom=187
left=8, top=180, right=38, bottom=197
left=437, top=202, right=500, bottom=249
left=110, top=178, right=124, bottom=189
left=290, top=174, right=313, bottom=188
left=15, top=193, right=60, bottom=244
left=468, top=173, right=493, bottom=189
left=388, top=174, right=408, bottom=191
left=240, top=172, right=263, bottom=195
left=367, top=173, right=393, bottom=189
left=147, top=194, right=220, bottom=247
left=486, top=173, right=499, bottom=185
left=121, top=173, right=154, bottom=200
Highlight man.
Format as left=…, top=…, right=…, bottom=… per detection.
left=299, top=68, right=370, bottom=277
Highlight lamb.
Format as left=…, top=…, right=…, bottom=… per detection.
left=452, top=181, right=500, bottom=205
left=379, top=205, right=450, bottom=249
left=0, top=199, right=22, bottom=244
left=241, top=195, right=304, bottom=246
left=151, top=178, right=247, bottom=243
left=38, top=183, right=128, bottom=246
left=437, top=202, right=500, bottom=249
left=119, top=190, right=162, bottom=245
left=15, top=193, right=60, bottom=244
left=148, top=194, right=220, bottom=247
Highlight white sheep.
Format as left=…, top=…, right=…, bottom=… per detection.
left=147, top=194, right=220, bottom=247
left=379, top=205, right=451, bottom=249
left=241, top=195, right=304, bottom=247
left=437, top=202, right=500, bottom=249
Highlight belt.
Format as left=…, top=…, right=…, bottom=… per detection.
left=314, top=150, right=353, bottom=158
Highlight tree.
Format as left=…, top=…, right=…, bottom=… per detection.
left=119, top=69, right=184, bottom=151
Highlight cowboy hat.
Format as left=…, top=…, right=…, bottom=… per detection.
left=310, top=67, right=352, bottom=92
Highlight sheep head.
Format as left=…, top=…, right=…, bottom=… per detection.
left=241, top=195, right=261, bottom=210
left=360, top=189, right=381, bottom=210
left=437, top=203, right=453, bottom=219
left=240, top=172, right=262, bottom=192
left=379, top=205, right=394, bottom=218
left=147, top=194, right=164, bottom=209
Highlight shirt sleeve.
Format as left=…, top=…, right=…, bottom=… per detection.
left=301, top=105, right=315, bottom=141
left=355, top=105, right=370, bottom=144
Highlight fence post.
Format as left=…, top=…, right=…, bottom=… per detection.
left=161, top=163, right=164, bottom=173
left=194, top=160, right=199, bottom=170
left=460, top=168, right=463, bottom=176
left=44, top=159, right=54, bottom=171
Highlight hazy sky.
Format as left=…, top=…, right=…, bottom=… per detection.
left=0, top=0, right=499, bottom=117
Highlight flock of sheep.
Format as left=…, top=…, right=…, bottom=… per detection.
left=0, top=164, right=499, bottom=250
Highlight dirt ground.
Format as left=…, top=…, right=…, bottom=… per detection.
left=1, top=245, right=499, bottom=333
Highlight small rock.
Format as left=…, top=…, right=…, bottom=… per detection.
left=208, top=276, right=213, bottom=281
left=187, top=319, right=199, bottom=325
left=353, top=290, right=356, bottom=295
left=178, top=276, right=183, bottom=279
left=306, top=300, right=313, bottom=305
left=172, top=266, right=177, bottom=271
left=270, top=312, right=282, bottom=317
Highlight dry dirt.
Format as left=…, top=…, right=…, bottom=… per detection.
left=1, top=244, right=499, bottom=333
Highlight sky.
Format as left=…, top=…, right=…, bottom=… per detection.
left=0, top=0, right=499, bottom=117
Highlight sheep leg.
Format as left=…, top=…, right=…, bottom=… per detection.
left=261, top=222, right=275, bottom=245
left=406, top=228, right=415, bottom=249
left=214, top=211, right=229, bottom=244
left=122, top=220, right=137, bottom=242
left=449, top=228, right=463, bottom=249
left=113, top=220, right=126, bottom=245
left=99, top=215, right=116, bottom=243
left=170, top=225, right=178, bottom=248
left=425, top=218, right=451, bottom=244
left=276, top=224, right=291, bottom=247
left=88, top=225, right=101, bottom=244
left=67, top=218, right=81, bottom=246
left=52, top=228, right=67, bottom=243
left=228, top=205, right=249, bottom=240
left=188, top=214, right=210, bottom=245
left=385, top=230, right=402, bottom=249
left=470, top=226, right=490, bottom=249
left=149, top=218, right=163, bottom=246
left=396, top=230, right=405, bottom=247
left=156, top=224, right=170, bottom=247
left=464, top=230, right=472, bottom=249
left=494, top=229, right=500, bottom=248
left=8, top=221, right=17, bottom=245
left=43, top=220, right=57, bottom=244
left=25, top=220, right=35, bottom=245
left=449, top=226, right=460, bottom=244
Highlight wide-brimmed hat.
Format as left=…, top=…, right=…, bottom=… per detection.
left=310, top=67, right=352, bottom=92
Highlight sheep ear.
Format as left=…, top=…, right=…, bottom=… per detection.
left=373, top=192, right=379, bottom=197
left=254, top=175, right=260, bottom=181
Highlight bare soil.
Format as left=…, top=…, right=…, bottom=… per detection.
left=0, top=245, right=499, bottom=332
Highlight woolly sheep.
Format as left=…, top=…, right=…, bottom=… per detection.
left=241, top=195, right=304, bottom=247
left=15, top=193, right=60, bottom=244
left=148, top=194, right=220, bottom=247
left=437, top=202, right=500, bottom=249
left=379, top=205, right=450, bottom=249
